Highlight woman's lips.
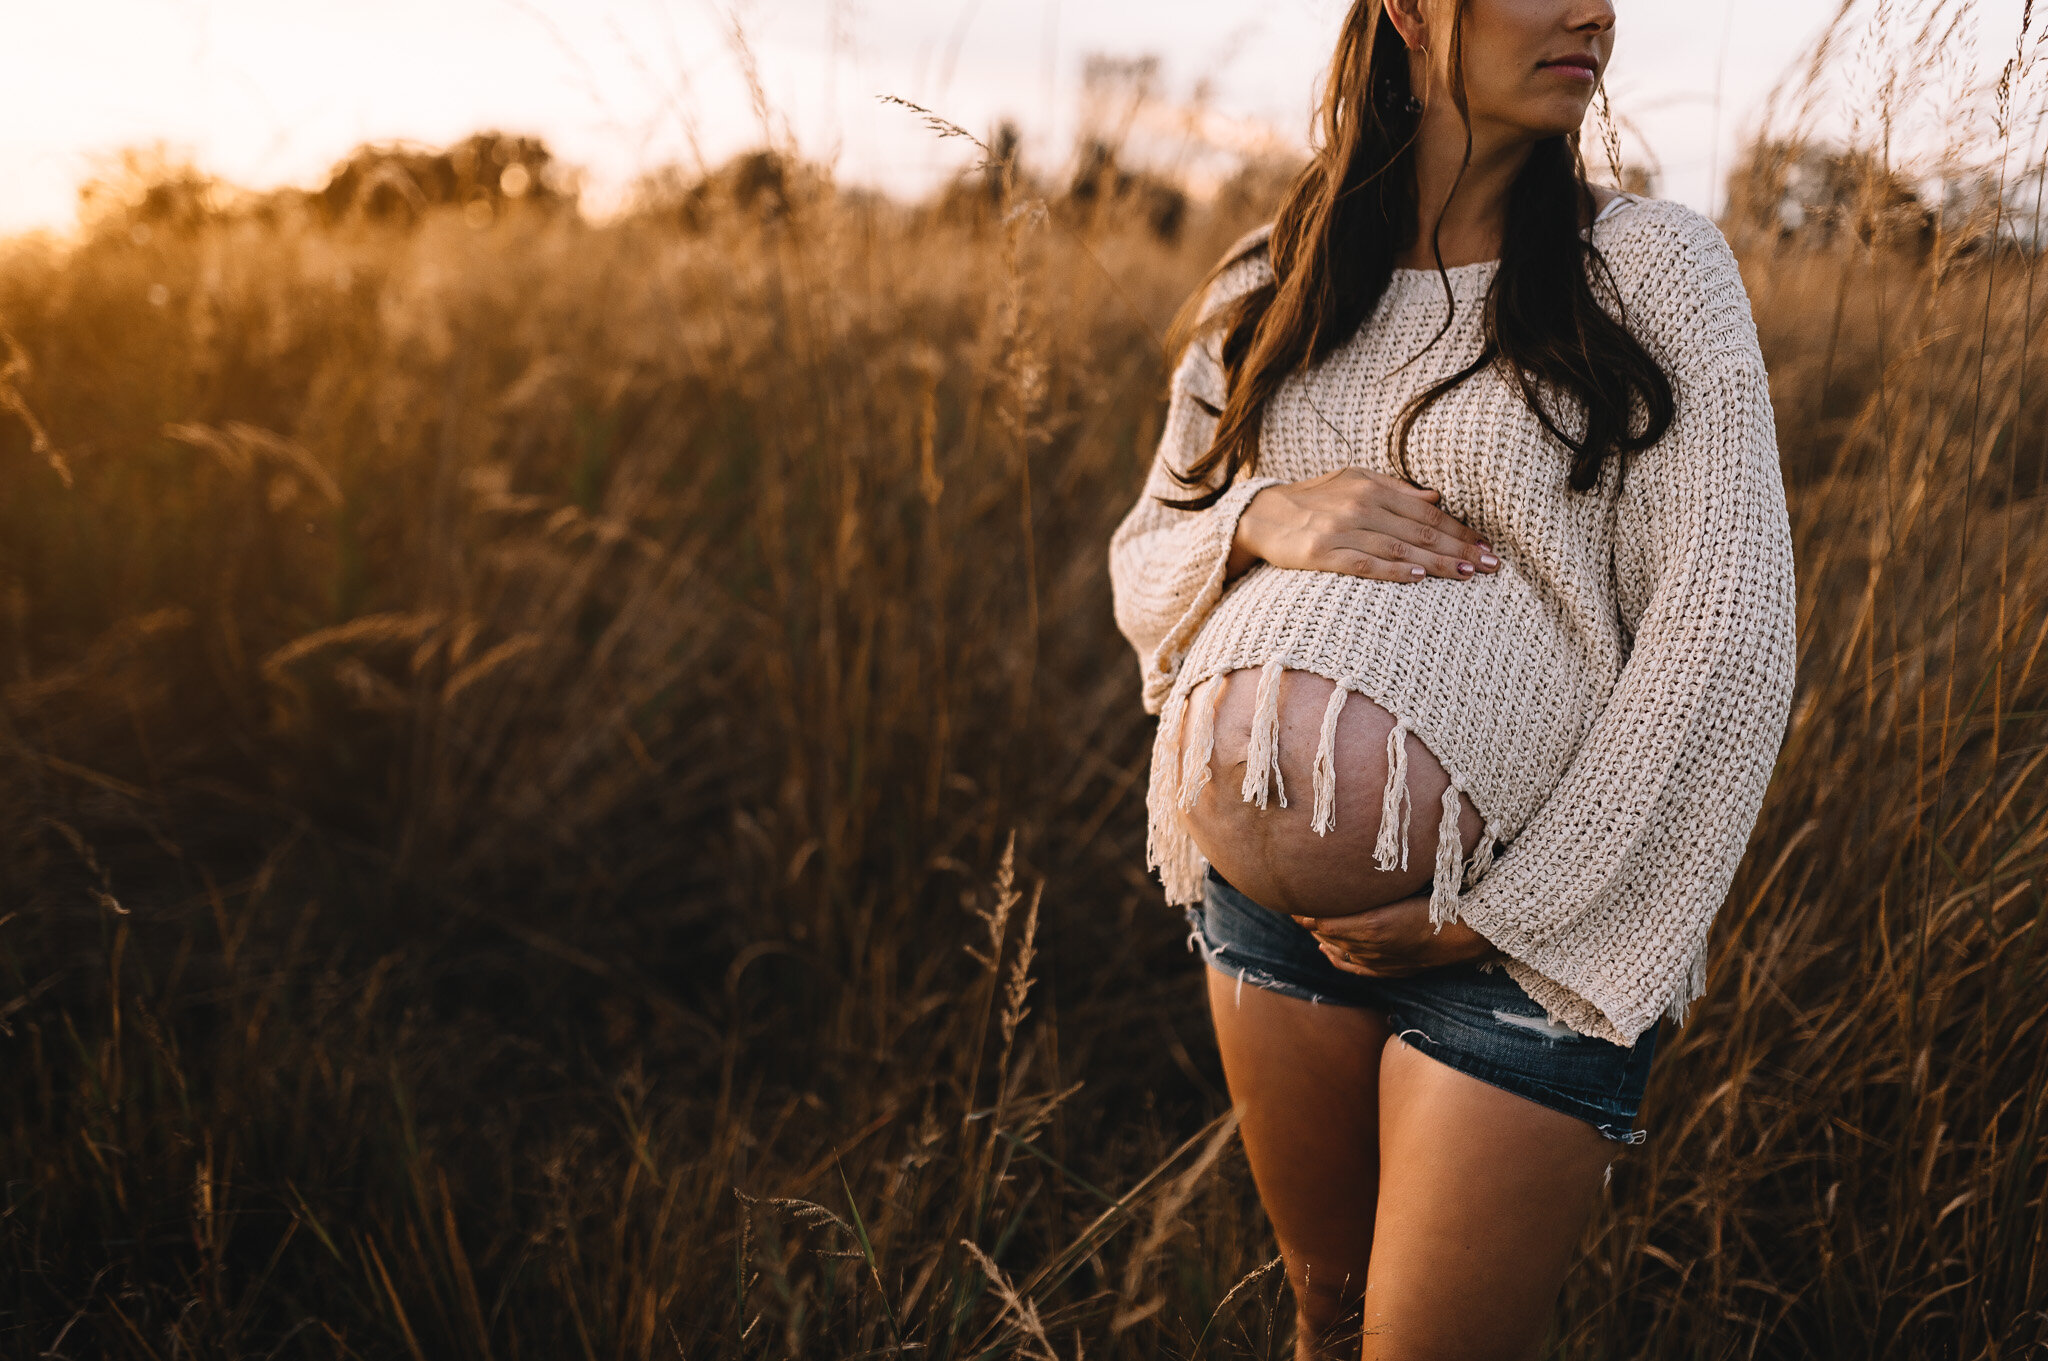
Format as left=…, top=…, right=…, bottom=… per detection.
left=1540, top=58, right=1599, bottom=81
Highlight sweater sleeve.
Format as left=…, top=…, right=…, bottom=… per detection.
left=1448, top=206, right=1799, bottom=1047
left=1109, top=239, right=1286, bottom=715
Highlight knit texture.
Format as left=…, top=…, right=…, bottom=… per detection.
left=1108, top=193, right=1798, bottom=1046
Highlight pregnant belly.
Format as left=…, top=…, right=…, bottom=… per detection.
left=1174, top=667, right=1483, bottom=919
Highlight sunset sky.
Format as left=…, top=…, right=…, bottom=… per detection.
left=1, top=0, right=2032, bottom=237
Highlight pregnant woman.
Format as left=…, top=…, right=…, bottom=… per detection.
left=1109, top=1, right=1796, bottom=1357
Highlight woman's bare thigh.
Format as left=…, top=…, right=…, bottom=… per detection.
left=1206, top=967, right=1389, bottom=1359
left=1361, top=1036, right=1616, bottom=1361
left=1177, top=668, right=1484, bottom=919
left=1210, top=1000, right=1618, bottom=1361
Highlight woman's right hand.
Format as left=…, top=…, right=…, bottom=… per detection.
left=1225, top=468, right=1501, bottom=583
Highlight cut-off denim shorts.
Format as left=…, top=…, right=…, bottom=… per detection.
left=1187, top=867, right=1660, bottom=1145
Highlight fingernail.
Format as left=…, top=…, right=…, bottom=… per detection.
left=1457, top=561, right=1474, bottom=575
left=1409, top=566, right=1424, bottom=578
left=1479, top=553, right=1499, bottom=568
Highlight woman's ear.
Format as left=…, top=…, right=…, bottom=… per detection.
left=1381, top=0, right=1431, bottom=52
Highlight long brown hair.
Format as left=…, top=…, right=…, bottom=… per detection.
left=1162, top=0, right=1675, bottom=510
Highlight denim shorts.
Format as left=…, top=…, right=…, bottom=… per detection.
left=1186, top=868, right=1660, bottom=1144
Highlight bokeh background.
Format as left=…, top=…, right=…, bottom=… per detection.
left=6, top=0, right=2020, bottom=235
left=5, top=2, right=2048, bottom=1358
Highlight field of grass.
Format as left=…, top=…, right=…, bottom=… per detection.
left=5, top=16, right=2048, bottom=1358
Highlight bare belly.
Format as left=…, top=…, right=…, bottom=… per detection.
left=1175, top=668, right=1483, bottom=919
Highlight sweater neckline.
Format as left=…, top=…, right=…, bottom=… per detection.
left=1387, top=191, right=1643, bottom=278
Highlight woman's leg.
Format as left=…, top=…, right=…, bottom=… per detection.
left=1360, top=1036, right=1618, bottom=1361
left=1206, top=968, right=1392, bottom=1360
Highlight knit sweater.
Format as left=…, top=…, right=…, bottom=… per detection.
left=1108, top=192, right=1798, bottom=1046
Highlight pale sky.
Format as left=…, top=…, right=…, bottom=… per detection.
left=0, top=0, right=2034, bottom=238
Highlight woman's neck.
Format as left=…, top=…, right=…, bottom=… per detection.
left=1396, top=117, right=1534, bottom=270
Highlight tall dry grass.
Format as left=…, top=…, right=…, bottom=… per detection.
left=4, top=6, right=2048, bottom=1356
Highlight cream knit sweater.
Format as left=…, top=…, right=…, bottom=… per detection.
left=1109, top=193, right=1797, bottom=1046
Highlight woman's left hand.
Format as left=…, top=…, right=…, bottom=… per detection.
left=1294, top=895, right=1503, bottom=978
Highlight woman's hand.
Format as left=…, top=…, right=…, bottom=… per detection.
left=1226, top=468, right=1501, bottom=583
left=1293, top=895, right=1504, bottom=979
